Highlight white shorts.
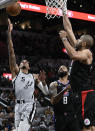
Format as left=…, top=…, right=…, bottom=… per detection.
left=15, top=102, right=36, bottom=128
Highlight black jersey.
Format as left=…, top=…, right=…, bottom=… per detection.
left=53, top=80, right=74, bottom=115
left=70, top=60, right=93, bottom=93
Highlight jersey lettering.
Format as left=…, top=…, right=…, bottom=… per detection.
left=24, top=81, right=33, bottom=89
left=21, top=77, right=25, bottom=82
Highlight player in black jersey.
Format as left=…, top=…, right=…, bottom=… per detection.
left=49, top=65, right=80, bottom=131
left=59, top=1, right=95, bottom=131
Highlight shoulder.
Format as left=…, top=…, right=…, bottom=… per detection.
left=86, top=49, right=92, bottom=57
left=79, top=49, right=91, bottom=55
left=81, top=49, right=92, bottom=58
left=49, top=81, right=58, bottom=96
left=49, top=81, right=58, bottom=88
left=12, top=69, right=20, bottom=83
left=78, top=49, right=92, bottom=64
left=28, top=73, right=34, bottom=77
left=11, top=64, right=19, bottom=79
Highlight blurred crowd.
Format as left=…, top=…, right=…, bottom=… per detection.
left=0, top=89, right=14, bottom=131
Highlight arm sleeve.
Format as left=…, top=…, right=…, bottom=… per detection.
left=37, top=82, right=49, bottom=95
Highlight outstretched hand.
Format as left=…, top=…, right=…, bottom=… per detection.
left=8, top=19, right=13, bottom=32
left=59, top=30, right=67, bottom=39
left=33, top=74, right=39, bottom=81
left=39, top=70, right=46, bottom=82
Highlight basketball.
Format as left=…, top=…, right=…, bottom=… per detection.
left=6, top=2, right=21, bottom=16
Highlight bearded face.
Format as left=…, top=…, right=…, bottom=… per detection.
left=58, top=66, right=68, bottom=78
left=76, top=35, right=88, bottom=50
left=75, top=39, right=83, bottom=50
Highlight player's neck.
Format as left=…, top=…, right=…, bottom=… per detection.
left=59, top=76, right=68, bottom=84
left=21, top=69, right=28, bottom=74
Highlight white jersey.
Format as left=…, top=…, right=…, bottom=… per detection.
left=12, top=70, right=35, bottom=103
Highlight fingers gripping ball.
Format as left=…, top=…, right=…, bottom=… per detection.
left=6, top=2, right=21, bottom=16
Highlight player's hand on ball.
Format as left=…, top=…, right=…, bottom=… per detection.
left=8, top=19, right=13, bottom=32
left=59, top=30, right=67, bottom=39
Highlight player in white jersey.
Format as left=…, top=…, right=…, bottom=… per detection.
left=7, top=19, right=48, bottom=131
left=0, top=0, right=18, bottom=9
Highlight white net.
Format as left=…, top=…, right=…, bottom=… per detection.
left=45, top=0, right=67, bottom=19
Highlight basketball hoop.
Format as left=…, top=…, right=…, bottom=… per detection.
left=45, top=0, right=67, bottom=19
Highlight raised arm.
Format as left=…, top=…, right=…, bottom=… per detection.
left=33, top=71, right=48, bottom=95
left=63, top=14, right=77, bottom=47
left=62, top=0, right=77, bottom=47
left=7, top=19, right=19, bottom=79
left=59, top=30, right=91, bottom=63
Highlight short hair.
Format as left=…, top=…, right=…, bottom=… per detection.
left=20, top=59, right=29, bottom=63
left=19, top=59, right=30, bottom=66
left=58, top=65, right=68, bottom=73
left=82, top=35, right=94, bottom=49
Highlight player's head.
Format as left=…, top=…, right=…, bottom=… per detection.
left=19, top=59, right=30, bottom=70
left=76, top=35, right=94, bottom=50
left=58, top=65, right=68, bottom=78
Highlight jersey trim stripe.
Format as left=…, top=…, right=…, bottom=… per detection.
left=29, top=102, right=36, bottom=123
left=12, top=70, right=20, bottom=89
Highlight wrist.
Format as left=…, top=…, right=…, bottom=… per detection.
left=36, top=79, right=40, bottom=84
left=42, top=80, right=46, bottom=86
left=8, top=31, right=11, bottom=35
left=62, top=37, right=67, bottom=41
left=62, top=9, right=67, bottom=15
left=42, top=80, right=45, bottom=82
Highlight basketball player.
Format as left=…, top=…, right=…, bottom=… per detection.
left=0, top=0, right=19, bottom=9
left=7, top=19, right=48, bottom=131
left=59, top=1, right=95, bottom=130
left=49, top=65, right=81, bottom=131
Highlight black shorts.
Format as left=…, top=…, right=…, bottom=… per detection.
left=54, top=112, right=81, bottom=131
left=73, top=90, right=95, bottom=128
